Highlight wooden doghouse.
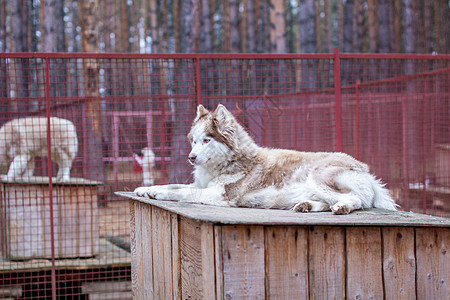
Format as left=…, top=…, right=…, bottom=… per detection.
left=118, top=192, right=449, bottom=299
left=1, top=176, right=102, bottom=260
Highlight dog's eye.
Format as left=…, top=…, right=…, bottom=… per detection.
left=203, top=138, right=211, bottom=144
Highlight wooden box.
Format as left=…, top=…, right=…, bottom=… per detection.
left=119, top=192, right=450, bottom=300
left=436, top=143, right=450, bottom=186
left=1, top=176, right=102, bottom=260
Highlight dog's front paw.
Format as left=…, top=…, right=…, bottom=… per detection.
left=331, top=203, right=351, bottom=215
left=292, top=202, right=313, bottom=213
left=134, top=186, right=159, bottom=199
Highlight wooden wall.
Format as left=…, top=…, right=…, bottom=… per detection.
left=129, top=199, right=449, bottom=299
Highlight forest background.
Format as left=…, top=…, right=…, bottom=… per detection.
left=1, top=0, right=449, bottom=54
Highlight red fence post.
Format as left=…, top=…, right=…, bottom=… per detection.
left=333, top=48, right=344, bottom=152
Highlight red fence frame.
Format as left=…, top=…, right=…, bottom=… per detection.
left=0, top=51, right=449, bottom=299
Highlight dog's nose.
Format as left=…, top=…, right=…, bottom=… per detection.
left=188, top=154, right=197, bottom=163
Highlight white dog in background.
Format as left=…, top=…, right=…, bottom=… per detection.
left=135, top=104, right=398, bottom=214
left=0, top=117, right=78, bottom=182
left=133, top=147, right=155, bottom=186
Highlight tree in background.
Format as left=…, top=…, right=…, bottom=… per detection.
left=80, top=0, right=105, bottom=184
left=0, top=0, right=448, bottom=54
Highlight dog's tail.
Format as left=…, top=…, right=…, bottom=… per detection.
left=372, top=177, right=399, bottom=210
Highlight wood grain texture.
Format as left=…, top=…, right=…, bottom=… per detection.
left=151, top=206, right=173, bottom=299
left=179, top=218, right=216, bottom=299
left=346, top=227, right=383, bottom=300
left=222, top=225, right=265, bottom=299
left=128, top=200, right=138, bottom=299
left=382, top=227, right=416, bottom=300
left=200, top=222, right=216, bottom=299
left=415, top=227, right=449, bottom=299
left=141, top=203, right=154, bottom=299
left=171, top=214, right=181, bottom=300
left=214, top=226, right=224, bottom=299
left=116, top=192, right=450, bottom=227
left=3, top=184, right=99, bottom=259
left=265, top=226, right=309, bottom=299
left=309, top=226, right=345, bottom=299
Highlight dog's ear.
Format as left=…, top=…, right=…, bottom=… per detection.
left=194, top=104, right=209, bottom=122
left=213, top=104, right=236, bottom=137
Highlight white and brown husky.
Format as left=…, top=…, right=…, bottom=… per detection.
left=135, top=104, right=398, bottom=214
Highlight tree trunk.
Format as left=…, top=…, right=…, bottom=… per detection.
left=412, top=0, right=424, bottom=53
left=393, top=0, right=402, bottom=52
left=201, top=0, right=213, bottom=53
left=149, top=0, right=159, bottom=53
left=229, top=0, right=240, bottom=53
left=353, top=0, right=365, bottom=52
left=423, top=0, right=432, bottom=53
left=299, top=0, right=316, bottom=90
left=240, top=0, right=247, bottom=52
left=270, top=0, right=286, bottom=53
left=367, top=0, right=379, bottom=53
left=343, top=0, right=354, bottom=52
left=323, top=0, right=332, bottom=53
left=174, top=0, right=180, bottom=52
left=10, top=1, right=30, bottom=113
left=102, top=0, right=115, bottom=52
left=118, top=0, right=129, bottom=52
left=42, top=0, right=66, bottom=99
left=402, top=0, right=414, bottom=53
left=80, top=0, right=105, bottom=184
left=299, top=0, right=316, bottom=53
left=315, top=0, right=322, bottom=53
left=337, top=0, right=344, bottom=50
left=256, top=0, right=270, bottom=52
left=222, top=0, right=231, bottom=52
left=246, top=0, right=257, bottom=52
left=0, top=0, right=7, bottom=117
left=378, top=0, right=391, bottom=53
left=170, top=0, right=200, bottom=182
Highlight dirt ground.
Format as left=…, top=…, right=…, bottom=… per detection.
left=98, top=200, right=131, bottom=240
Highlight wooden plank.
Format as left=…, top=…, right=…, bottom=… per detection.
left=171, top=213, right=181, bottom=300
left=115, top=192, right=450, bottom=227
left=179, top=218, right=216, bottom=299
left=200, top=222, right=216, bottom=299
left=179, top=218, right=203, bottom=299
left=132, top=201, right=143, bottom=300
left=0, top=285, right=22, bottom=297
left=86, top=291, right=132, bottom=300
left=415, top=227, right=449, bottom=299
left=308, top=226, right=345, bottom=299
left=214, top=226, right=224, bottom=299
left=128, top=200, right=139, bottom=300
left=141, top=202, right=154, bottom=299
left=265, top=226, right=309, bottom=299
left=81, top=281, right=132, bottom=293
left=0, top=238, right=130, bottom=271
left=151, top=206, right=173, bottom=299
left=382, top=227, right=416, bottom=299
left=221, top=225, right=265, bottom=299
left=346, top=227, right=384, bottom=299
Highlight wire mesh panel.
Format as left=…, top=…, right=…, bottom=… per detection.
left=0, top=53, right=449, bottom=298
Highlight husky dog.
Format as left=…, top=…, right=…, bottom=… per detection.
left=135, top=104, right=398, bottom=214
left=133, top=147, right=156, bottom=186
left=0, top=117, right=78, bottom=181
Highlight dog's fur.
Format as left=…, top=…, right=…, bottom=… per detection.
left=0, top=117, right=78, bottom=181
left=135, top=104, right=398, bottom=214
left=133, top=147, right=156, bottom=186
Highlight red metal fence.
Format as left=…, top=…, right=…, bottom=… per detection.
left=0, top=52, right=449, bottom=298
